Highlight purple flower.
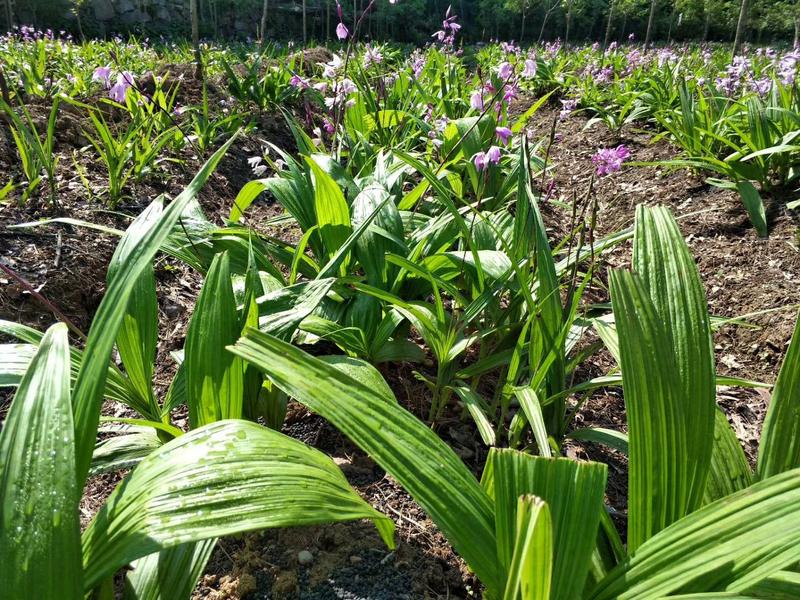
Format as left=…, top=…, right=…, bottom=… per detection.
left=592, top=145, right=631, bottom=177
left=290, top=74, right=310, bottom=89
left=93, top=66, right=112, bottom=87
left=470, top=90, right=484, bottom=110
left=473, top=151, right=489, bottom=171
left=322, top=117, right=335, bottom=134
left=521, top=58, right=537, bottom=79
left=495, top=126, right=512, bottom=145
left=486, top=145, right=502, bottom=164
left=498, top=61, right=513, bottom=80
left=559, top=98, right=578, bottom=120
left=109, top=72, right=135, bottom=103
left=336, top=22, right=349, bottom=40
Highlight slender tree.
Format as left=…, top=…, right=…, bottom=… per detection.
left=302, top=0, right=308, bottom=43
left=644, top=0, right=657, bottom=51
left=604, top=0, right=616, bottom=48
left=732, top=0, right=750, bottom=56
left=190, top=0, right=203, bottom=80
left=260, top=0, right=269, bottom=48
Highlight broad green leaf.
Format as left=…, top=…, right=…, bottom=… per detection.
left=0, top=323, right=82, bottom=599
left=318, top=355, right=396, bottom=403
left=567, top=427, right=629, bottom=455
left=703, top=409, right=752, bottom=504
left=489, top=449, right=607, bottom=600
left=71, top=136, right=237, bottom=486
left=123, top=540, right=216, bottom=600
left=0, top=320, right=137, bottom=406
left=90, top=426, right=163, bottom=476
left=757, top=313, right=800, bottom=479
left=633, top=205, right=716, bottom=516
left=610, top=269, right=687, bottom=551
left=257, top=278, right=336, bottom=340
left=184, top=251, right=244, bottom=428
left=746, top=569, right=800, bottom=599
left=352, top=185, right=404, bottom=289
left=81, top=420, right=394, bottom=590
left=503, top=496, right=552, bottom=600
left=452, top=384, right=497, bottom=446
left=736, top=180, right=767, bottom=238
left=306, top=157, right=352, bottom=262
left=108, top=201, right=161, bottom=419
left=229, top=330, right=503, bottom=594
left=514, top=387, right=552, bottom=457
left=591, top=467, right=800, bottom=599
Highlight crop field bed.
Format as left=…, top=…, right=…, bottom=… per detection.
left=1, top=24, right=800, bottom=600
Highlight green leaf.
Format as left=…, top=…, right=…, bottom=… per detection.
left=0, top=323, right=82, bottom=599
left=452, top=384, right=497, bottom=447
left=318, top=355, right=396, bottom=403
left=123, top=540, right=216, bottom=600
left=90, top=426, right=163, bottom=476
left=71, top=136, right=237, bottom=486
left=184, top=251, right=244, bottom=428
left=489, top=449, right=607, bottom=600
left=609, top=268, right=687, bottom=551
left=632, top=205, right=716, bottom=516
left=229, top=329, right=503, bottom=595
left=514, top=387, right=552, bottom=458
left=567, top=427, right=629, bottom=455
left=81, top=420, right=394, bottom=591
left=736, top=180, right=767, bottom=238
left=757, top=312, right=800, bottom=479
left=503, top=496, right=552, bottom=600
left=108, top=201, right=161, bottom=419
left=746, top=569, right=800, bottom=599
left=703, top=409, right=752, bottom=504
left=591, top=468, right=800, bottom=599
left=306, top=157, right=352, bottom=263
left=257, top=278, right=336, bottom=340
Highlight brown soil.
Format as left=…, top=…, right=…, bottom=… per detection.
left=1, top=90, right=799, bottom=599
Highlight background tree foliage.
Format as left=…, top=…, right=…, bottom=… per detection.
left=7, top=0, right=799, bottom=45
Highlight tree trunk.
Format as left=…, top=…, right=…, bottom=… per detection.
left=260, top=0, right=268, bottom=47
left=537, top=0, right=557, bottom=43
left=643, top=0, right=657, bottom=52
left=732, top=0, right=749, bottom=57
left=604, top=0, right=615, bottom=49
left=326, top=0, right=331, bottom=39
left=794, top=14, right=799, bottom=47
left=666, top=3, right=676, bottom=43
left=702, top=7, right=710, bottom=41
left=190, top=0, right=203, bottom=80
left=564, top=0, right=572, bottom=46
left=303, top=0, right=308, bottom=43
left=75, top=3, right=85, bottom=41
left=520, top=5, right=526, bottom=41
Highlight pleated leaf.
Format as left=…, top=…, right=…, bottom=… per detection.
left=108, top=201, right=161, bottom=418
left=632, top=204, right=716, bottom=515
left=703, top=409, right=752, bottom=504
left=184, top=251, right=244, bottom=428
left=0, top=323, right=82, bottom=600
left=757, top=313, right=800, bottom=479
left=503, top=495, right=552, bottom=600
left=71, top=137, right=236, bottom=486
left=81, top=420, right=394, bottom=590
left=229, top=329, right=503, bottom=595
left=489, top=449, right=607, bottom=600
left=306, top=157, right=351, bottom=263
left=123, top=540, right=216, bottom=600
left=610, top=268, right=688, bottom=551
left=591, top=467, right=800, bottom=599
